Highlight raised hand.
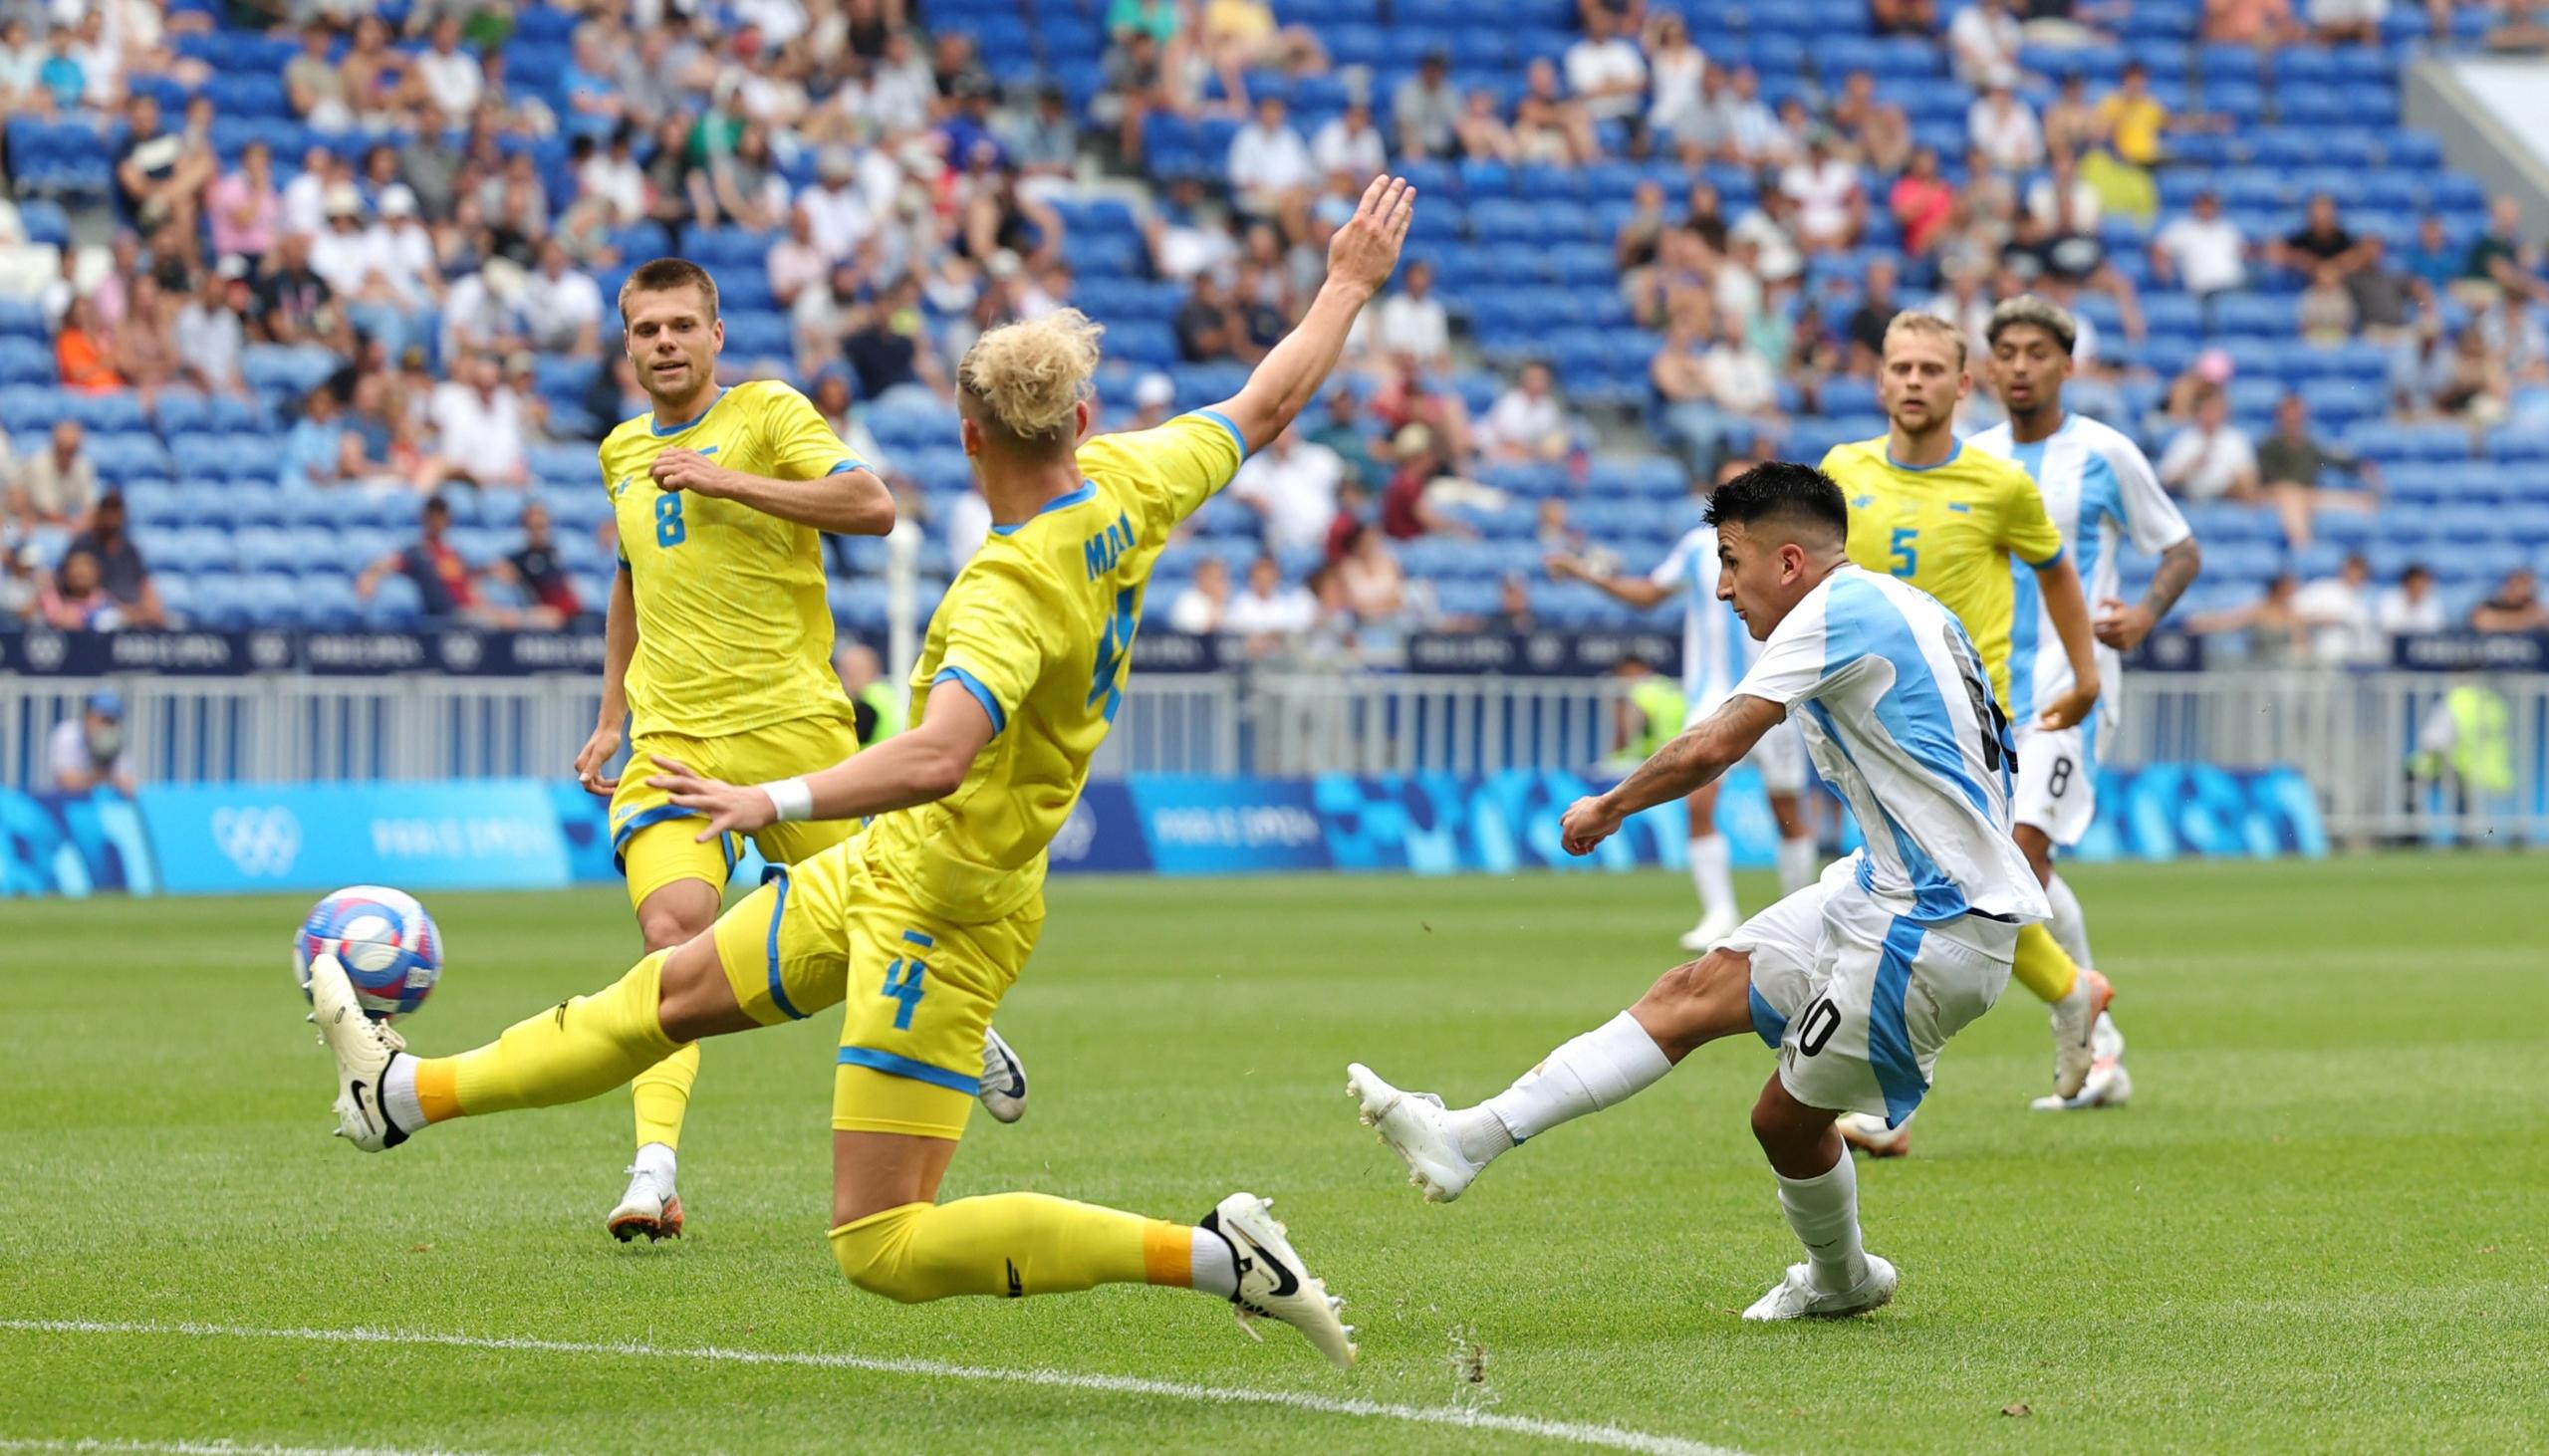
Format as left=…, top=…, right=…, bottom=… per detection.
left=1327, top=174, right=1418, bottom=297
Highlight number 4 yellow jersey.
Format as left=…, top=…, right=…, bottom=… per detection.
left=863, top=411, right=1247, bottom=924
left=599, top=379, right=866, bottom=740
left=1819, top=436, right=2066, bottom=711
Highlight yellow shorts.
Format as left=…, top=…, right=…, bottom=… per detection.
left=609, top=715, right=863, bottom=911
left=708, top=836, right=1044, bottom=1140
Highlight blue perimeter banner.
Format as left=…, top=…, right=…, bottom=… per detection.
left=4, top=765, right=2324, bottom=897
left=137, top=780, right=571, bottom=894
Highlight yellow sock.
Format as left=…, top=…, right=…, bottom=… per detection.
left=828, top=1195, right=1191, bottom=1303
left=414, top=950, right=685, bottom=1121
left=2009, top=922, right=2080, bottom=1004
left=632, top=1042, right=701, bottom=1150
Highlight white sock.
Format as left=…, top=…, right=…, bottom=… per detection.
left=1689, top=835, right=1735, bottom=919
left=635, top=1140, right=677, bottom=1184
left=381, top=1056, right=423, bottom=1134
left=1190, top=1226, right=1239, bottom=1298
left=1477, top=1012, right=1674, bottom=1145
left=1775, top=835, right=1818, bottom=895
left=1776, top=1144, right=1870, bottom=1295
left=2046, top=872, right=2094, bottom=967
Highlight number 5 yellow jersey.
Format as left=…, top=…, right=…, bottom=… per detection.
left=1819, top=436, right=2066, bottom=712
left=599, top=379, right=867, bottom=740
left=863, top=411, right=1247, bottom=925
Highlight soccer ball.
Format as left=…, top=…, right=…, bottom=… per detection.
left=293, top=884, right=442, bottom=1021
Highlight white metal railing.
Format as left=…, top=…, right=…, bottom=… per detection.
left=6, top=668, right=2545, bottom=845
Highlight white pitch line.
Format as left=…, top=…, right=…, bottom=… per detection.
left=0, top=1440, right=524, bottom=1456
left=0, top=1318, right=1742, bottom=1456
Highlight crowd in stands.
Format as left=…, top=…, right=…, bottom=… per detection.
left=2, top=0, right=2548, bottom=667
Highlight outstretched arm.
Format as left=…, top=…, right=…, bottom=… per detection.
left=1548, top=552, right=1674, bottom=609
left=649, top=452, right=897, bottom=536
left=1209, top=175, right=1417, bottom=453
left=645, top=678, right=997, bottom=840
left=1559, top=694, right=1787, bottom=853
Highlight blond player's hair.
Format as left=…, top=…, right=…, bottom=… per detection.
left=958, top=309, right=1105, bottom=448
left=1882, top=310, right=1968, bottom=371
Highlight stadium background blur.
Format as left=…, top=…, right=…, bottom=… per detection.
left=2, top=0, right=2546, bottom=858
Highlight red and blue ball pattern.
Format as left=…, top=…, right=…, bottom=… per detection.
left=293, top=884, right=442, bottom=1021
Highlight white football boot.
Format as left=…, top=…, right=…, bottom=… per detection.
left=1741, top=1254, right=1900, bottom=1321
left=2047, top=967, right=2115, bottom=1099
left=977, top=1026, right=1028, bottom=1124
left=306, top=953, right=409, bottom=1151
left=1347, top=1062, right=1483, bottom=1203
left=1201, top=1192, right=1357, bottom=1367
left=2032, top=1012, right=2132, bottom=1111
left=1679, top=906, right=1742, bottom=953
left=607, top=1166, right=684, bottom=1243
left=1837, top=1109, right=1914, bottom=1158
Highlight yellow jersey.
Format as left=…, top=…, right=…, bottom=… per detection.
left=863, top=411, right=1247, bottom=924
left=1820, top=436, right=2066, bottom=710
left=600, top=379, right=866, bottom=740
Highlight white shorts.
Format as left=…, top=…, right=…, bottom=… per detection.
left=2011, top=722, right=2096, bottom=849
left=1723, top=855, right=2017, bottom=1127
left=1689, top=695, right=1809, bottom=795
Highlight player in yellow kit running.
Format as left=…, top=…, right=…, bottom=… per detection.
left=300, top=175, right=1424, bottom=1366
left=574, top=258, right=1026, bottom=1243
left=1815, top=312, right=2116, bottom=1137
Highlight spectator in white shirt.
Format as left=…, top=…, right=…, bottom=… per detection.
left=372, top=188, right=437, bottom=301
left=1221, top=553, right=1319, bottom=639
left=1564, top=8, right=1649, bottom=126
left=2377, top=563, right=2447, bottom=638
left=440, top=257, right=526, bottom=364
left=768, top=204, right=829, bottom=309
left=579, top=125, right=646, bottom=226
left=1948, top=0, right=2025, bottom=90
left=1227, top=95, right=1317, bottom=234
left=1230, top=428, right=1348, bottom=555
left=2157, top=384, right=2260, bottom=502
left=1311, top=100, right=1387, bottom=182
left=1968, top=85, right=2044, bottom=173
left=1779, top=133, right=1864, bottom=253
left=280, top=146, right=345, bottom=240
left=1168, top=556, right=1233, bottom=634
left=1646, top=12, right=1707, bottom=140
left=1479, top=362, right=1575, bottom=462
left=1373, top=258, right=1451, bottom=371
left=2292, top=553, right=2381, bottom=664
left=428, top=354, right=529, bottom=486
left=413, top=17, right=484, bottom=121
left=799, top=146, right=876, bottom=264
left=1713, top=65, right=1780, bottom=163
left=174, top=267, right=250, bottom=397
left=521, top=240, right=604, bottom=358
left=2151, top=189, right=2249, bottom=298
left=1702, top=310, right=1781, bottom=420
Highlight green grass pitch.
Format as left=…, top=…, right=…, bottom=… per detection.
left=3, top=853, right=2544, bottom=1454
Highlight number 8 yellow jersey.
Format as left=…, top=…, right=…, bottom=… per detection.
left=1819, top=436, right=2066, bottom=713
left=863, top=411, right=1247, bottom=924
left=600, top=379, right=865, bottom=740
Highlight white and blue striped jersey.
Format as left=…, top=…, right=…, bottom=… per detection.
left=1969, top=413, right=2190, bottom=728
left=1732, top=566, right=2049, bottom=924
left=1649, top=524, right=1759, bottom=712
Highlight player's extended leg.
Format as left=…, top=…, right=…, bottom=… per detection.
left=1681, top=781, right=1740, bottom=952
left=817, top=880, right=1354, bottom=1364
left=306, top=914, right=766, bottom=1153
left=1347, top=945, right=1751, bottom=1202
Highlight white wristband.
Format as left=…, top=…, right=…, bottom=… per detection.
left=760, top=777, right=815, bottom=823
